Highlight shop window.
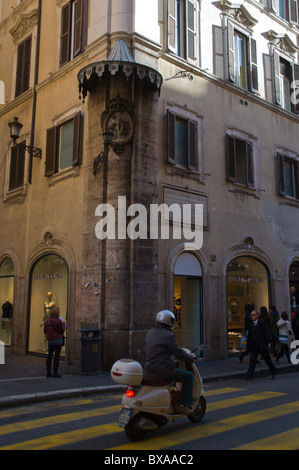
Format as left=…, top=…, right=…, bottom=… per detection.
left=227, top=257, right=269, bottom=354
left=168, top=0, right=198, bottom=64
left=45, top=112, right=83, bottom=177
left=28, top=254, right=68, bottom=356
left=173, top=253, right=203, bottom=353
left=289, top=261, right=299, bottom=338
left=0, top=258, right=15, bottom=346
left=60, top=0, right=88, bottom=67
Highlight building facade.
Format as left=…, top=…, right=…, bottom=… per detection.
left=0, top=0, right=299, bottom=368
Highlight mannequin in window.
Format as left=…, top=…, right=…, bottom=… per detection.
left=1, top=299, right=13, bottom=330
left=41, top=292, right=55, bottom=351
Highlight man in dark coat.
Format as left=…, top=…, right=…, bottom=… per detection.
left=245, top=310, right=276, bottom=380
left=144, top=310, right=196, bottom=415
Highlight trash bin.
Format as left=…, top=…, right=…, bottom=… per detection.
left=81, top=328, right=102, bottom=374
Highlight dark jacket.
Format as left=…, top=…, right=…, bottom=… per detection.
left=144, top=322, right=194, bottom=379
left=44, top=315, right=65, bottom=341
left=247, top=318, right=272, bottom=352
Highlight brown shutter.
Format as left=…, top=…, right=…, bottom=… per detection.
left=226, top=135, right=236, bottom=182
left=45, top=127, right=58, bottom=176
left=23, top=37, right=32, bottom=92
left=15, top=42, right=24, bottom=97
left=60, top=2, right=71, bottom=66
left=295, top=161, right=299, bottom=200
left=72, top=112, right=83, bottom=166
left=188, top=120, right=197, bottom=170
left=9, top=144, right=25, bottom=190
left=15, top=37, right=31, bottom=97
left=277, top=153, right=285, bottom=196
left=74, top=0, right=84, bottom=57
left=166, top=110, right=176, bottom=163
left=246, top=142, right=254, bottom=186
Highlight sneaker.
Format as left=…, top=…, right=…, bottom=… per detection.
left=174, top=405, right=193, bottom=416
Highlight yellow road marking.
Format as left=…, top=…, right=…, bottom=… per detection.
left=232, top=428, right=299, bottom=450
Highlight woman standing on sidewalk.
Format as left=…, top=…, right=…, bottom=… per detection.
left=276, top=311, right=294, bottom=364
left=44, top=307, right=65, bottom=378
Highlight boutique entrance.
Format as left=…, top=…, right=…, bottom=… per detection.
left=28, top=254, right=68, bottom=356
left=173, top=253, right=203, bottom=353
left=227, top=256, right=269, bottom=354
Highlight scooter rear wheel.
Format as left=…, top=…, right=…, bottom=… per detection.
left=125, top=414, right=148, bottom=441
left=188, top=396, right=206, bottom=423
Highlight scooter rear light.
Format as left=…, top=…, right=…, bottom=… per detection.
left=126, top=389, right=136, bottom=398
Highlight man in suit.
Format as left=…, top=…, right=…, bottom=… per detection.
left=245, top=310, right=276, bottom=380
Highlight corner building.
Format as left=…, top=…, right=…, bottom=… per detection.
left=0, top=0, right=299, bottom=369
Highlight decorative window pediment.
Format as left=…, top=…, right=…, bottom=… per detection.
left=220, top=0, right=258, bottom=28
left=267, top=30, right=298, bottom=55
left=9, top=9, right=38, bottom=42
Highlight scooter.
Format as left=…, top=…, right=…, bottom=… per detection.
left=111, top=347, right=206, bottom=441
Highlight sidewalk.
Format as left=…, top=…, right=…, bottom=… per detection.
left=0, top=347, right=298, bottom=409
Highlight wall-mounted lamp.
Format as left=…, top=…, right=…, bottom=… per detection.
left=93, top=131, right=114, bottom=175
left=8, top=117, right=42, bottom=158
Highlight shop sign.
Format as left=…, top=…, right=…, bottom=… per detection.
left=232, top=276, right=264, bottom=283
left=34, top=274, right=64, bottom=280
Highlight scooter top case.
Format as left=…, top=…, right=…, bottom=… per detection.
left=111, top=358, right=143, bottom=386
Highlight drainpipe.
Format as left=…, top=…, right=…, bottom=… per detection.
left=28, top=0, right=42, bottom=184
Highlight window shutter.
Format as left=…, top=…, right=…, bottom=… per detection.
left=289, top=0, right=298, bottom=23
left=186, top=0, right=196, bottom=61
left=273, top=51, right=281, bottom=105
left=166, top=110, right=176, bottom=164
left=15, top=42, right=24, bottom=97
left=226, top=135, right=236, bottom=182
left=9, top=144, right=25, bottom=190
left=74, top=0, right=84, bottom=57
left=295, top=160, right=299, bottom=199
left=168, top=0, right=177, bottom=52
left=45, top=127, right=58, bottom=176
left=15, top=37, right=31, bottom=97
left=227, top=22, right=235, bottom=82
left=246, top=142, right=254, bottom=186
left=213, top=25, right=224, bottom=79
left=250, top=38, right=259, bottom=93
left=72, top=112, right=83, bottom=166
left=277, top=153, right=285, bottom=196
left=263, top=54, right=273, bottom=103
left=291, top=63, right=299, bottom=114
left=60, top=2, right=71, bottom=66
left=188, top=121, right=197, bottom=170
left=23, top=37, right=32, bottom=92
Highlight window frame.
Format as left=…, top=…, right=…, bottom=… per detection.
left=226, top=129, right=258, bottom=189
left=276, top=150, right=299, bottom=200
left=273, top=51, right=299, bottom=114
left=166, top=107, right=203, bottom=175
left=45, top=112, right=83, bottom=178
left=60, top=0, right=88, bottom=67
left=227, top=22, right=259, bottom=94
left=167, top=0, right=199, bottom=65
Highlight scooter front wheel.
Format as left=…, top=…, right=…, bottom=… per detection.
left=188, top=396, right=206, bottom=423
left=125, top=414, right=148, bottom=442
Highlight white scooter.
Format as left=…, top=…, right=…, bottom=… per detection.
left=111, top=348, right=206, bottom=441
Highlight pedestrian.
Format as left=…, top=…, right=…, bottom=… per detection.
left=44, top=307, right=65, bottom=378
left=238, top=304, right=254, bottom=364
left=269, top=305, right=280, bottom=356
left=245, top=309, right=276, bottom=380
left=276, top=311, right=294, bottom=364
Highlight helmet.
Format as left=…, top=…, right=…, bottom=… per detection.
left=156, top=310, right=175, bottom=329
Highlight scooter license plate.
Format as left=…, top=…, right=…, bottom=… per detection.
left=117, top=407, right=133, bottom=427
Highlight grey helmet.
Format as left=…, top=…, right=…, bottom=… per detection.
left=156, top=310, right=175, bottom=329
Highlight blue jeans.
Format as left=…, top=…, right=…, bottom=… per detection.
left=170, top=368, right=194, bottom=406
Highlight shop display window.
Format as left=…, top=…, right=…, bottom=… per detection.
left=28, top=254, right=68, bottom=356
left=227, top=256, right=269, bottom=354
left=0, top=258, right=14, bottom=346
left=290, top=260, right=299, bottom=338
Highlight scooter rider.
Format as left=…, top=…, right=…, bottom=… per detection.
left=144, top=310, right=197, bottom=416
